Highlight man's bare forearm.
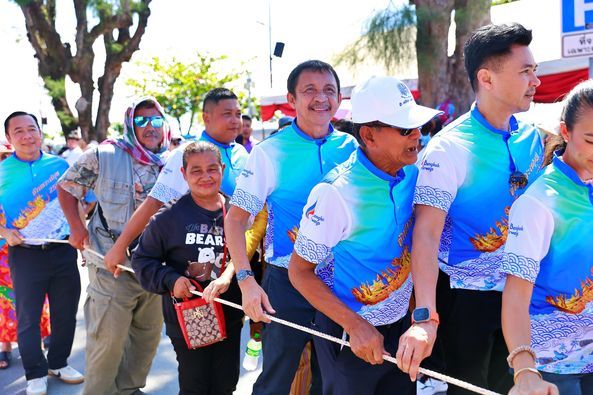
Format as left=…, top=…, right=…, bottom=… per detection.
left=58, top=185, right=85, bottom=231
left=226, top=206, right=251, bottom=272
left=410, top=205, right=447, bottom=311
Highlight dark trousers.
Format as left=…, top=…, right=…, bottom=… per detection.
left=170, top=322, right=242, bottom=395
left=541, top=371, right=593, bottom=395
left=8, top=243, right=81, bottom=380
left=314, top=312, right=415, bottom=395
left=436, top=271, right=513, bottom=394
left=252, top=265, right=322, bottom=395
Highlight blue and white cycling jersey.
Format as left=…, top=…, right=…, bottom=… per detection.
left=149, top=131, right=249, bottom=203
left=0, top=152, right=70, bottom=243
left=231, top=120, right=358, bottom=268
left=502, top=155, right=593, bottom=374
left=295, top=148, right=416, bottom=326
left=415, top=105, right=544, bottom=291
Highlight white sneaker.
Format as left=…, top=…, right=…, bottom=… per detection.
left=417, top=376, right=448, bottom=395
left=26, top=376, right=47, bottom=395
left=48, top=365, right=84, bottom=384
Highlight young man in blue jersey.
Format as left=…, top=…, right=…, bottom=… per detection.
left=103, top=88, right=256, bottom=276
left=226, top=60, right=358, bottom=394
left=288, top=76, right=441, bottom=394
left=397, top=23, right=544, bottom=394
left=0, top=112, right=83, bottom=395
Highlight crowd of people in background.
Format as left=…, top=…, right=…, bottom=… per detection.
left=1, top=21, right=592, bottom=395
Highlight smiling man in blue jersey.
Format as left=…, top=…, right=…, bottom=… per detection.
left=288, top=76, right=441, bottom=394
left=103, top=88, right=251, bottom=276
left=226, top=60, right=358, bottom=394
left=397, top=23, right=545, bottom=394
left=0, top=112, right=83, bottom=395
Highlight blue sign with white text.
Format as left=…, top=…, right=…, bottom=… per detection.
left=563, top=0, right=593, bottom=33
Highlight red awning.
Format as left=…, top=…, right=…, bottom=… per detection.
left=534, top=68, right=589, bottom=103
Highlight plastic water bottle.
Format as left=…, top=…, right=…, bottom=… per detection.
left=242, top=333, right=262, bottom=371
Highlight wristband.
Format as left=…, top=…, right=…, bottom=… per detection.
left=513, top=367, right=542, bottom=383
left=507, top=345, right=536, bottom=368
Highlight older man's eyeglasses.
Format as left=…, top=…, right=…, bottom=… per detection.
left=134, top=116, right=164, bottom=128
left=365, top=121, right=418, bottom=136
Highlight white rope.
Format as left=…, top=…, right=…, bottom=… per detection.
left=20, top=238, right=500, bottom=395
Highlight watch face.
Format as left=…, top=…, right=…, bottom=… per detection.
left=413, top=308, right=430, bottom=322
left=236, top=270, right=252, bottom=281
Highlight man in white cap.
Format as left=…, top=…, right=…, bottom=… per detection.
left=288, top=76, right=441, bottom=394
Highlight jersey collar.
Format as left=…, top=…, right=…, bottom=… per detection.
left=200, top=131, right=234, bottom=149
left=471, top=103, right=519, bottom=137
left=357, top=147, right=405, bottom=185
left=291, top=118, right=334, bottom=143
left=553, top=152, right=593, bottom=205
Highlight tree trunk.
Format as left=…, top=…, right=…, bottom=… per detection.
left=447, top=0, right=491, bottom=114
left=413, top=0, right=455, bottom=107
left=18, top=0, right=152, bottom=142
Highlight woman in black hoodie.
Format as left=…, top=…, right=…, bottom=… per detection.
left=132, top=141, right=243, bottom=395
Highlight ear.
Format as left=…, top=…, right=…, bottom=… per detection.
left=5, top=131, right=11, bottom=144
left=559, top=121, right=570, bottom=144
left=220, top=163, right=226, bottom=175
left=287, top=92, right=296, bottom=109
left=181, top=166, right=188, bottom=182
left=476, top=68, right=493, bottom=91
left=202, top=110, right=210, bottom=127
left=359, top=126, right=377, bottom=148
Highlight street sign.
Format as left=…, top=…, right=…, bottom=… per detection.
left=562, top=0, right=593, bottom=57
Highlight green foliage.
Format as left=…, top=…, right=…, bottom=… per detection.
left=108, top=121, right=124, bottom=138
left=56, top=110, right=76, bottom=128
left=43, top=76, right=66, bottom=100
left=335, top=3, right=416, bottom=73
left=236, top=91, right=260, bottom=119
left=127, top=53, right=242, bottom=133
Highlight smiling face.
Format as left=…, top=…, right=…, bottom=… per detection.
left=134, top=106, right=164, bottom=153
left=5, top=114, right=42, bottom=161
left=181, top=150, right=224, bottom=200
left=480, top=45, right=540, bottom=114
left=287, top=69, right=341, bottom=134
left=561, top=106, right=593, bottom=181
left=203, top=99, right=242, bottom=145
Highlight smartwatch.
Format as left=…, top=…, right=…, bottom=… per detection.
left=412, top=307, right=439, bottom=325
left=235, top=269, right=255, bottom=282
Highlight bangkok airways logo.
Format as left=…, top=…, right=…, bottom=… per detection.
left=305, top=202, right=324, bottom=226
left=306, top=202, right=316, bottom=219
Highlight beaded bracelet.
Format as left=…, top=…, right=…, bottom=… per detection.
left=513, top=367, right=542, bottom=383
left=507, top=345, right=536, bottom=368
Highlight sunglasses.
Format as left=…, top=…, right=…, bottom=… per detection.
left=365, top=121, right=418, bottom=136
left=133, top=115, right=164, bottom=128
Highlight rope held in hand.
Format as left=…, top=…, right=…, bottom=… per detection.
left=22, top=238, right=501, bottom=395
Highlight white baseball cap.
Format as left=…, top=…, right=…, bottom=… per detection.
left=351, top=76, right=443, bottom=129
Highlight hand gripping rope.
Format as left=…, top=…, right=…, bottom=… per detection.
left=22, top=238, right=501, bottom=395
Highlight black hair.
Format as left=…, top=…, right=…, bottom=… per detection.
left=4, top=111, right=40, bottom=136
left=287, top=60, right=341, bottom=96
left=203, top=88, right=238, bottom=112
left=182, top=141, right=222, bottom=170
left=241, top=114, right=252, bottom=122
left=542, top=80, right=593, bottom=165
left=464, top=23, right=532, bottom=92
left=561, top=79, right=593, bottom=131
